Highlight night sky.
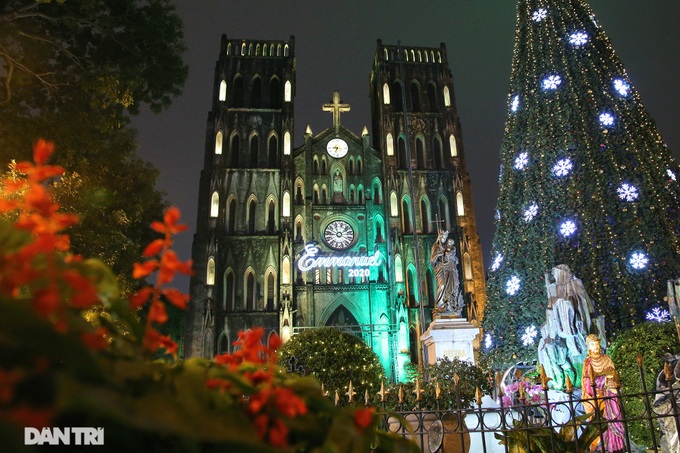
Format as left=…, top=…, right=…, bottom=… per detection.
left=131, top=1, right=680, bottom=289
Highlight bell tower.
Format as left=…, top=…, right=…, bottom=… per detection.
left=370, top=40, right=487, bottom=324
left=184, top=35, right=296, bottom=358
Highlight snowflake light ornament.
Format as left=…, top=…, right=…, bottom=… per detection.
left=552, top=158, right=573, bottom=177
left=599, top=112, right=615, bottom=127
left=506, top=276, right=521, bottom=295
left=569, top=31, right=589, bottom=47
left=511, top=95, right=520, bottom=113
left=514, top=152, right=529, bottom=170
left=491, top=253, right=504, bottom=272
left=667, top=169, right=677, bottom=181
left=613, top=78, right=630, bottom=96
left=617, top=183, right=639, bottom=202
left=523, top=204, right=539, bottom=222
left=559, top=220, right=577, bottom=237
left=646, top=307, right=671, bottom=323
left=542, top=75, right=562, bottom=90
left=521, top=325, right=538, bottom=346
left=629, top=252, right=649, bottom=270
left=484, top=333, right=493, bottom=349
left=532, top=8, right=547, bottom=22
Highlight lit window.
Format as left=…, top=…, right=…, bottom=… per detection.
left=395, top=255, right=403, bottom=282
left=449, top=135, right=458, bottom=157
left=386, top=133, right=394, bottom=156
left=383, top=83, right=390, bottom=104
left=282, top=192, right=291, bottom=216
left=443, top=86, right=451, bottom=107
left=219, top=80, right=227, bottom=102
left=284, top=131, right=291, bottom=155
left=282, top=256, right=291, bottom=284
left=215, top=131, right=223, bottom=155
left=207, top=257, right=215, bottom=285
left=210, top=192, right=219, bottom=218
left=456, top=191, right=464, bottom=216
left=390, top=192, right=398, bottom=216
left=284, top=81, right=292, bottom=102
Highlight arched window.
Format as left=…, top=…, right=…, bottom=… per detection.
left=386, top=133, right=394, bottom=156
left=227, top=197, right=236, bottom=233
left=434, top=136, right=443, bottom=169
left=382, top=83, right=390, bottom=104
left=416, top=135, right=425, bottom=169
left=438, top=198, right=450, bottom=231
left=284, top=131, right=291, bottom=155
left=348, top=158, right=354, bottom=176
left=214, top=131, right=223, bottom=155
left=255, top=43, right=261, bottom=56
left=376, top=220, right=384, bottom=243
left=284, top=80, right=292, bottom=102
left=349, top=187, right=355, bottom=204
left=398, top=136, right=407, bottom=170
left=356, top=157, right=362, bottom=175
left=233, top=76, right=244, bottom=107
left=245, top=271, right=256, bottom=310
left=420, top=197, right=430, bottom=233
left=266, top=271, right=276, bottom=310
left=449, top=134, right=458, bottom=157
left=313, top=185, right=319, bottom=204
left=456, top=191, right=465, bottom=217
left=321, top=157, right=327, bottom=175
left=295, top=217, right=303, bottom=242
left=219, top=80, right=227, bottom=102
left=247, top=199, right=257, bottom=234
left=282, top=192, right=290, bottom=217
left=270, top=77, right=281, bottom=109
left=402, top=198, right=412, bottom=234
left=230, top=134, right=240, bottom=167
left=395, top=255, right=403, bottom=282
left=224, top=270, right=235, bottom=310
left=249, top=134, right=259, bottom=168
left=373, top=181, right=382, bottom=204
left=226, top=42, right=232, bottom=55
left=284, top=44, right=289, bottom=56
left=390, top=192, right=398, bottom=216
left=210, top=192, right=219, bottom=218
left=392, top=80, right=403, bottom=111
left=241, top=42, right=246, bottom=56
left=313, top=156, right=319, bottom=175
left=426, top=268, right=435, bottom=307
left=443, top=86, right=451, bottom=107
left=268, top=134, right=278, bottom=167
left=358, top=186, right=364, bottom=204
left=295, top=179, right=304, bottom=204
left=410, top=81, right=420, bottom=112
left=207, top=257, right=215, bottom=285
left=321, top=186, right=328, bottom=204
left=427, top=82, right=437, bottom=112
left=282, top=256, right=291, bottom=285
left=464, top=253, right=473, bottom=280
left=267, top=200, right=275, bottom=234
left=251, top=76, right=262, bottom=108
left=406, top=267, right=416, bottom=306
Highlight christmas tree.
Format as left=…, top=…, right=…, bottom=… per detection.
left=483, top=0, right=680, bottom=367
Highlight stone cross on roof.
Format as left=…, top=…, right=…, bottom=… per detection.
left=322, top=90, right=350, bottom=132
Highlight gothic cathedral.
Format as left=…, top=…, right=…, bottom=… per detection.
left=183, top=35, right=486, bottom=382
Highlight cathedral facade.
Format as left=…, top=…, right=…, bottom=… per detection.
left=183, top=35, right=486, bottom=382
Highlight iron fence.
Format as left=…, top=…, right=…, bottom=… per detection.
left=373, top=362, right=679, bottom=453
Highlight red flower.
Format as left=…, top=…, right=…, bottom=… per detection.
left=353, top=407, right=376, bottom=433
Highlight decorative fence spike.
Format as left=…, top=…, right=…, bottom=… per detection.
left=347, top=381, right=355, bottom=403
left=377, top=380, right=389, bottom=403
left=475, top=387, right=483, bottom=406
left=365, top=389, right=370, bottom=406
left=334, top=390, right=339, bottom=406
left=413, top=379, right=424, bottom=401
left=435, top=381, right=441, bottom=400
left=565, top=375, right=573, bottom=394
left=398, top=384, right=404, bottom=404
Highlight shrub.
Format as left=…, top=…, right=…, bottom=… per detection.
left=607, top=321, right=680, bottom=446
left=277, top=328, right=386, bottom=397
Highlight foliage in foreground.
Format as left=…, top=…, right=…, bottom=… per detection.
left=277, top=327, right=386, bottom=397
left=0, top=141, right=417, bottom=452
left=607, top=321, right=680, bottom=446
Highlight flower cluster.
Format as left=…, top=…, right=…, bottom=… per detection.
left=502, top=381, right=544, bottom=407
left=131, top=206, right=192, bottom=357
left=209, top=328, right=308, bottom=447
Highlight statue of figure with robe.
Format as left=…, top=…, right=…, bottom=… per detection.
left=430, top=230, right=465, bottom=317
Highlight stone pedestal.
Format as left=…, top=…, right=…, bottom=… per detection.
left=421, top=316, right=481, bottom=365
